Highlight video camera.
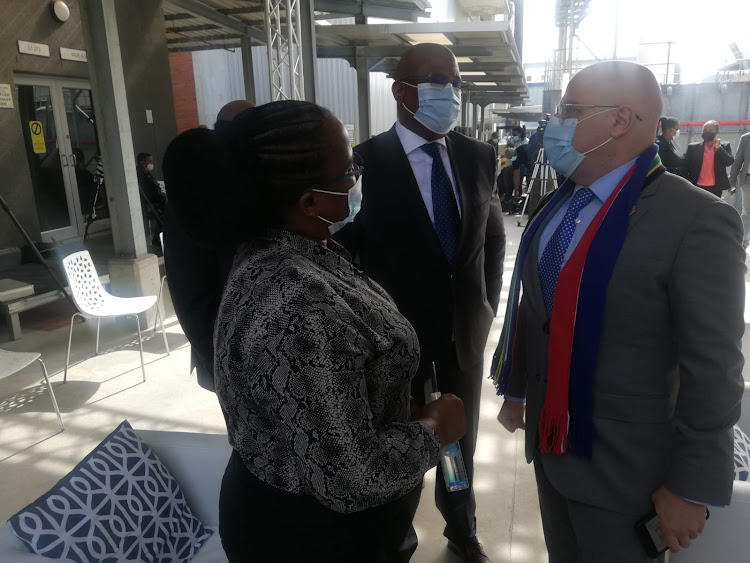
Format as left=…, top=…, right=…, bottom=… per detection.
left=537, top=113, right=551, bottom=139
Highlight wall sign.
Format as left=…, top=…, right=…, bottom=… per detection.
left=0, top=84, right=13, bottom=109
left=18, top=40, right=50, bottom=58
left=60, top=48, right=87, bottom=62
left=29, top=121, right=46, bottom=154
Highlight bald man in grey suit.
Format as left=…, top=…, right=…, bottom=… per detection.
left=494, top=61, right=745, bottom=562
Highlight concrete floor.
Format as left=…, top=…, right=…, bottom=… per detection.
left=0, top=216, right=545, bottom=562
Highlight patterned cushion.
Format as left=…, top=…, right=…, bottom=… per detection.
left=6, top=421, right=213, bottom=562
left=734, top=425, right=750, bottom=482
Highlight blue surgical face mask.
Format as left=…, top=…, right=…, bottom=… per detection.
left=402, top=82, right=461, bottom=135
left=512, top=135, right=520, bottom=142
left=542, top=109, right=616, bottom=178
left=673, top=129, right=680, bottom=139
left=315, top=177, right=363, bottom=235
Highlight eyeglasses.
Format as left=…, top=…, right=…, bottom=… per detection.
left=307, top=154, right=364, bottom=193
left=555, top=103, right=643, bottom=122
left=400, top=75, right=466, bottom=90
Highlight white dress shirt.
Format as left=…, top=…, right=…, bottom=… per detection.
left=394, top=121, right=462, bottom=224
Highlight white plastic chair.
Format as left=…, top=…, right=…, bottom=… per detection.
left=154, top=232, right=168, bottom=333
left=0, top=349, right=64, bottom=431
left=61, top=251, right=169, bottom=383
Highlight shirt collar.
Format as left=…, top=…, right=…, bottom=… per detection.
left=395, top=120, right=447, bottom=155
left=575, top=158, right=637, bottom=203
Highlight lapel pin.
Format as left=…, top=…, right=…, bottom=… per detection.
left=630, top=205, right=637, bottom=215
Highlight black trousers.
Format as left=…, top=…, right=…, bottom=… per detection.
left=219, top=450, right=423, bottom=562
left=411, top=346, right=482, bottom=544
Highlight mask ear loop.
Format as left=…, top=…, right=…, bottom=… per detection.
left=577, top=106, right=618, bottom=156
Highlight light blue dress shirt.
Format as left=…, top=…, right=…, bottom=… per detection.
left=537, top=159, right=637, bottom=266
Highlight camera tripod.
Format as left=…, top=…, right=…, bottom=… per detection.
left=517, top=147, right=558, bottom=227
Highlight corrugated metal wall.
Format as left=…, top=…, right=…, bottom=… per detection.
left=192, top=48, right=245, bottom=126
left=192, top=45, right=397, bottom=143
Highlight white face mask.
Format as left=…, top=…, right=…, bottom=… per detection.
left=146, top=163, right=154, bottom=172
left=314, top=177, right=363, bottom=235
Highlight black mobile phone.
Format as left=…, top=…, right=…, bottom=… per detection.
left=635, top=511, right=668, bottom=559
left=635, top=508, right=710, bottom=558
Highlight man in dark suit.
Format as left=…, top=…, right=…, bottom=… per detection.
left=162, top=100, right=253, bottom=391
left=495, top=61, right=744, bottom=562
left=684, top=120, right=734, bottom=197
left=336, top=43, right=505, bottom=563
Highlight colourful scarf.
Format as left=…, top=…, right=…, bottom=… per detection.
left=491, top=145, right=664, bottom=457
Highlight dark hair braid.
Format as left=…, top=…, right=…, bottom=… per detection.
left=164, top=100, right=338, bottom=247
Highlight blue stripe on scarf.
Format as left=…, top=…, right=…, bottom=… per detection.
left=491, top=178, right=575, bottom=394
left=566, top=144, right=659, bottom=457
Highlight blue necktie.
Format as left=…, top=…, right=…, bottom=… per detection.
left=421, top=143, right=460, bottom=263
left=538, top=187, right=596, bottom=316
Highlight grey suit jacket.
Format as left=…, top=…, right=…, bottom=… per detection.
left=507, top=171, right=746, bottom=515
left=730, top=131, right=750, bottom=188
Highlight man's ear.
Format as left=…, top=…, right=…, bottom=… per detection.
left=392, top=80, right=405, bottom=104
left=611, top=106, right=638, bottom=139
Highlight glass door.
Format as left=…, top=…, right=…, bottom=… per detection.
left=16, top=81, right=78, bottom=242
left=15, top=76, right=109, bottom=242
left=61, top=82, right=110, bottom=236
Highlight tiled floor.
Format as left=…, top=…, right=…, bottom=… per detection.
left=0, top=216, right=545, bottom=562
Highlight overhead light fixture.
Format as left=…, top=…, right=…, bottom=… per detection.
left=404, top=33, right=452, bottom=46
left=455, top=57, right=473, bottom=63
left=461, top=71, right=486, bottom=76
left=473, top=82, right=497, bottom=86
left=50, top=0, right=70, bottom=22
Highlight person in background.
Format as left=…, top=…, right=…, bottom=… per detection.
left=527, top=126, right=543, bottom=172
left=656, top=116, right=686, bottom=177
left=730, top=130, right=750, bottom=249
left=511, top=125, right=529, bottom=198
left=488, top=130, right=500, bottom=157
left=336, top=43, right=505, bottom=563
left=166, top=100, right=467, bottom=562
left=136, top=152, right=166, bottom=248
left=685, top=120, right=734, bottom=197
left=162, top=99, right=254, bottom=392
left=493, top=61, right=744, bottom=562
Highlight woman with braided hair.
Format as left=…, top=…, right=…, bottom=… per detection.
left=163, top=101, right=467, bottom=562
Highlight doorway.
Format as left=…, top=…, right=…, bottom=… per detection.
left=15, top=76, right=110, bottom=243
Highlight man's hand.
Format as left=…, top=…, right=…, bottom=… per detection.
left=713, top=138, right=721, bottom=149
left=652, top=487, right=708, bottom=552
left=497, top=400, right=526, bottom=432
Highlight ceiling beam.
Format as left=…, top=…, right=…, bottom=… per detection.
left=314, top=0, right=428, bottom=21
left=167, top=34, right=242, bottom=45
left=316, top=45, right=501, bottom=58
left=167, top=0, right=265, bottom=44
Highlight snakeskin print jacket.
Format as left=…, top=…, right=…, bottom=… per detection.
left=214, top=229, right=441, bottom=513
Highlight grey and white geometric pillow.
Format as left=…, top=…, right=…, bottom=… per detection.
left=7, top=420, right=213, bottom=562
left=734, top=425, right=750, bottom=482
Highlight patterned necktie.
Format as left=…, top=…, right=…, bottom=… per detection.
left=421, top=143, right=461, bottom=263
left=538, top=187, right=596, bottom=316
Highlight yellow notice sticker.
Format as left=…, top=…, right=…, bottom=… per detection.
left=29, top=121, right=46, bottom=154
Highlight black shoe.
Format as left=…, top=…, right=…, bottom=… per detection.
left=447, top=536, right=492, bottom=563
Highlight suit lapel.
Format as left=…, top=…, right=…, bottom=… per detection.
left=378, top=127, right=446, bottom=261
left=445, top=134, right=469, bottom=264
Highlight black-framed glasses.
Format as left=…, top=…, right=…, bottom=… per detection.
left=307, top=153, right=365, bottom=193
left=401, top=74, right=466, bottom=90
left=555, top=103, right=643, bottom=122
